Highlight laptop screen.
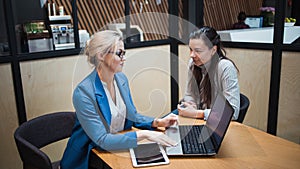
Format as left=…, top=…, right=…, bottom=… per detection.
left=206, top=93, right=234, bottom=152
left=245, top=16, right=263, bottom=28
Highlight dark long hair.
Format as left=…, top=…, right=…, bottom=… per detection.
left=189, top=26, right=238, bottom=109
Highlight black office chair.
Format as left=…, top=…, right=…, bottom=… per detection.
left=237, top=93, right=250, bottom=123
left=14, top=111, right=76, bottom=169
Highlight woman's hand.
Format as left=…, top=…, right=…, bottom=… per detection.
left=177, top=101, right=204, bottom=118
left=136, top=130, right=177, bottom=147
left=152, top=113, right=178, bottom=128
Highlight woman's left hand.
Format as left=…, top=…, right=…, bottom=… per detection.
left=177, top=102, right=204, bottom=118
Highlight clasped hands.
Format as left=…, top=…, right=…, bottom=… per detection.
left=177, top=101, right=204, bottom=119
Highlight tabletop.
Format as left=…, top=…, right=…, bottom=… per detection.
left=92, top=117, right=300, bottom=169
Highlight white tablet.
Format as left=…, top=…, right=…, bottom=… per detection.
left=129, top=142, right=170, bottom=167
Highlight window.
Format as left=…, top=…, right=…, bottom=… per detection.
left=12, top=0, right=75, bottom=53
left=0, top=0, right=9, bottom=56
left=76, top=0, right=172, bottom=43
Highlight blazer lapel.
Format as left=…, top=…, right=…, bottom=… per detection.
left=94, top=72, right=111, bottom=126
left=115, top=74, right=128, bottom=103
left=115, top=74, right=134, bottom=129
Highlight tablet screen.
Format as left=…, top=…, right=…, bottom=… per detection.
left=129, top=142, right=169, bottom=167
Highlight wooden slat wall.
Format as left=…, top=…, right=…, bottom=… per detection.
left=203, top=0, right=264, bottom=30
left=129, top=0, right=170, bottom=40
left=48, top=0, right=263, bottom=40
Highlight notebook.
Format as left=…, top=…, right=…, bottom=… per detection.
left=165, top=93, right=233, bottom=156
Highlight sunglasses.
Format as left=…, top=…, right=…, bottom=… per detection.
left=109, top=49, right=126, bottom=60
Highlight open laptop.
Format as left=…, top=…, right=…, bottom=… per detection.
left=165, top=93, right=233, bottom=156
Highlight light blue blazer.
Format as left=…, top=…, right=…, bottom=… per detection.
left=61, top=69, right=155, bottom=169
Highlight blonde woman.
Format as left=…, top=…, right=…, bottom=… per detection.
left=61, top=30, right=177, bottom=169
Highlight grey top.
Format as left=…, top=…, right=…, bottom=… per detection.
left=184, top=58, right=240, bottom=120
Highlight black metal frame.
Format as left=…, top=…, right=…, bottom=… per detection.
left=0, top=0, right=298, bottom=136
left=169, top=0, right=180, bottom=110
left=3, top=0, right=27, bottom=124
left=267, top=0, right=285, bottom=135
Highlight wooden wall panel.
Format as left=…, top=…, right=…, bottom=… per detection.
left=124, top=46, right=171, bottom=117
left=20, top=57, right=76, bottom=120
left=0, top=64, right=22, bottom=169
left=227, top=48, right=272, bottom=131
left=278, top=52, right=300, bottom=144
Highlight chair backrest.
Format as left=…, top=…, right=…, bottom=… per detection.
left=237, top=93, right=250, bottom=123
left=14, top=112, right=76, bottom=169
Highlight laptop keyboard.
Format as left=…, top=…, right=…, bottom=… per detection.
left=179, top=125, right=215, bottom=154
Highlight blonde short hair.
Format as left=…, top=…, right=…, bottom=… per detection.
left=84, top=30, right=122, bottom=68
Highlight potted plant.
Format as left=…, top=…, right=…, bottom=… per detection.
left=260, top=7, right=275, bottom=27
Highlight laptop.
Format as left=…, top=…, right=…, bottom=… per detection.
left=165, top=93, right=233, bottom=156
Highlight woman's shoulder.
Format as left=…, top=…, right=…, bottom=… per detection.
left=217, top=58, right=238, bottom=74
left=218, top=58, right=235, bottom=68
left=74, top=70, right=97, bottom=91
left=115, top=72, right=128, bottom=81
left=115, top=72, right=126, bottom=78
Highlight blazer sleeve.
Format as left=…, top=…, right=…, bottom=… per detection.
left=73, top=84, right=138, bottom=151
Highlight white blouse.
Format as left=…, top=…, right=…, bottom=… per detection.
left=101, top=80, right=126, bottom=133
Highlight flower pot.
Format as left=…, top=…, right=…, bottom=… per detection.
left=261, top=11, right=275, bottom=27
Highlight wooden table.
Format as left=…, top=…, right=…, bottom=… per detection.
left=92, top=117, right=300, bottom=169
